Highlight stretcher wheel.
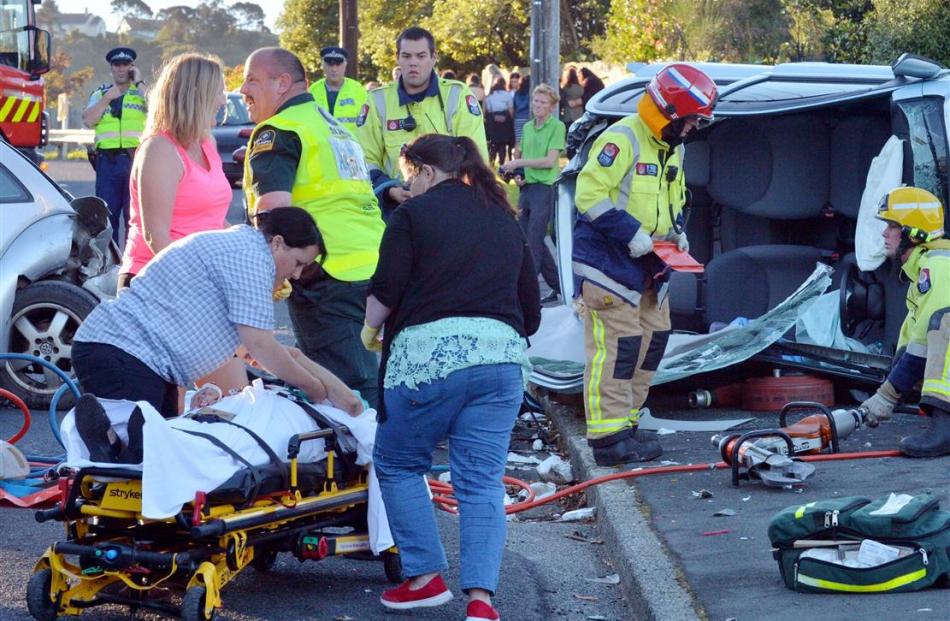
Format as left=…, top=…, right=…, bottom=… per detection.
left=26, top=569, right=58, bottom=621
left=252, top=548, right=278, bottom=572
left=382, top=551, right=403, bottom=584
left=181, top=585, right=217, bottom=621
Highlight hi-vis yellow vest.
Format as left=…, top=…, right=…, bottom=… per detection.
left=310, top=77, right=367, bottom=132
left=243, top=100, right=384, bottom=282
left=91, top=85, right=146, bottom=149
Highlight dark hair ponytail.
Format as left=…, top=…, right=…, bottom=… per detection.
left=254, top=206, right=324, bottom=253
left=401, top=134, right=515, bottom=216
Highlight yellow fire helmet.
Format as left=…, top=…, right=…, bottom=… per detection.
left=877, top=186, right=945, bottom=243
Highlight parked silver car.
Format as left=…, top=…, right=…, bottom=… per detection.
left=0, top=144, right=118, bottom=407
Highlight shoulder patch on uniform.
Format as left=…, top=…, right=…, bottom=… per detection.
left=597, top=142, right=620, bottom=167
left=918, top=267, right=931, bottom=294
left=635, top=162, right=658, bottom=176
left=253, top=129, right=276, bottom=153
left=356, top=103, right=369, bottom=127
left=466, top=94, right=481, bottom=116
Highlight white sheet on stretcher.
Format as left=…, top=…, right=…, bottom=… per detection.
left=61, top=382, right=394, bottom=554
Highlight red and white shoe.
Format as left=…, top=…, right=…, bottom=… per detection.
left=380, top=574, right=453, bottom=610
left=465, top=600, right=501, bottom=621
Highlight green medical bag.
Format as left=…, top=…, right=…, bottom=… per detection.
left=768, top=492, right=950, bottom=593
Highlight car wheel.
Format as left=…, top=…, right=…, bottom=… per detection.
left=1, top=280, right=99, bottom=409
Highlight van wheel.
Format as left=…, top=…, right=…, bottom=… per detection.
left=26, top=569, right=58, bottom=621
left=0, top=281, right=99, bottom=409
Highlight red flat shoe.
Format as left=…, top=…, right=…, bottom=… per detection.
left=465, top=600, right=500, bottom=621
left=380, top=574, right=453, bottom=610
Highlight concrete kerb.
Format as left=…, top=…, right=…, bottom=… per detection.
left=542, top=398, right=704, bottom=621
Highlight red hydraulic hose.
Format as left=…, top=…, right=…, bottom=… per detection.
left=1, top=388, right=31, bottom=445
left=429, top=449, right=904, bottom=515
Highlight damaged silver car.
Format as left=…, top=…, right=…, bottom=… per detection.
left=0, top=143, right=118, bottom=407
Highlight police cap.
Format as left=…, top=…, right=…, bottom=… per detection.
left=320, top=46, right=348, bottom=63
left=106, top=47, right=137, bottom=64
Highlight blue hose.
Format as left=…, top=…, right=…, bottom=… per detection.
left=0, top=353, right=78, bottom=459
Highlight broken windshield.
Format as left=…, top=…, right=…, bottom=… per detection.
left=897, top=97, right=950, bottom=212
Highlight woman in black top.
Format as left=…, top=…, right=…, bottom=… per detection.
left=362, top=134, right=540, bottom=620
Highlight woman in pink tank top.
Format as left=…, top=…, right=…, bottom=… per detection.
left=120, top=53, right=232, bottom=286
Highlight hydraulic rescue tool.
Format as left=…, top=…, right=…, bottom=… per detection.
left=711, top=401, right=867, bottom=487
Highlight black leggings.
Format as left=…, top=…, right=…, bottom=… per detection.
left=72, top=341, right=179, bottom=418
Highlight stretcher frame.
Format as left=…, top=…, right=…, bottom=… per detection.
left=27, top=427, right=401, bottom=621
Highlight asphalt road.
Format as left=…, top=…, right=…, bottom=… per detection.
left=0, top=161, right=631, bottom=621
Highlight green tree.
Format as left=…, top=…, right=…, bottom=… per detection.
left=865, top=0, right=950, bottom=65
left=425, top=0, right=530, bottom=72
left=590, top=0, right=675, bottom=63
left=110, top=0, right=153, bottom=20
left=276, top=0, right=339, bottom=79
left=232, top=2, right=267, bottom=31
left=561, top=0, right=611, bottom=60
left=35, top=0, right=62, bottom=31
left=44, top=50, right=94, bottom=113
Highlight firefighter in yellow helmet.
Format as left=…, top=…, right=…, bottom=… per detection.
left=861, top=186, right=950, bottom=457
left=573, top=64, right=717, bottom=467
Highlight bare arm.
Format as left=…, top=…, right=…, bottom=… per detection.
left=364, top=294, right=391, bottom=329
left=136, top=136, right=183, bottom=256
left=287, top=348, right=364, bottom=416
left=255, top=191, right=294, bottom=212
left=236, top=325, right=327, bottom=403
left=505, top=147, right=560, bottom=171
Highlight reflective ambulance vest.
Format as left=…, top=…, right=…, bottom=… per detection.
left=898, top=240, right=950, bottom=355
left=355, top=78, right=488, bottom=180
left=91, top=85, right=146, bottom=149
left=309, top=77, right=367, bottom=132
left=243, top=100, right=384, bottom=282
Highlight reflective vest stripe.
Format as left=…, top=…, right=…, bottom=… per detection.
left=573, top=262, right=642, bottom=307
left=796, top=568, right=927, bottom=592
left=587, top=309, right=606, bottom=425
left=444, top=84, right=461, bottom=135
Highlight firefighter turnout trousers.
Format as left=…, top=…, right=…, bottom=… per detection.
left=581, top=280, right=671, bottom=439
left=923, top=308, right=950, bottom=412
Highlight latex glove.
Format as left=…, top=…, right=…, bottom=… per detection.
left=627, top=228, right=654, bottom=258
left=861, top=380, right=900, bottom=427
left=272, top=279, right=293, bottom=301
left=360, top=323, right=382, bottom=352
left=667, top=230, right=689, bottom=252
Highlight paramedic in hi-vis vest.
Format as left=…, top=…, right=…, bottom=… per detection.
left=861, top=187, right=950, bottom=458
left=354, top=26, right=487, bottom=218
left=309, top=46, right=367, bottom=133
left=82, top=47, right=146, bottom=245
left=240, top=47, right=385, bottom=407
left=573, top=65, right=718, bottom=467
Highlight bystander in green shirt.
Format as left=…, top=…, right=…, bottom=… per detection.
left=519, top=116, right=566, bottom=185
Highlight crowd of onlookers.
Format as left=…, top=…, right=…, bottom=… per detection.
left=460, top=64, right=605, bottom=166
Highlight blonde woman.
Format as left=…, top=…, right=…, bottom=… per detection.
left=119, top=53, right=231, bottom=287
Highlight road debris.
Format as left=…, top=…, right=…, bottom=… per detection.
left=585, top=573, right=620, bottom=585
left=560, top=507, right=596, bottom=522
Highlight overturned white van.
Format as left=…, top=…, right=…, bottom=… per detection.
left=554, top=54, right=950, bottom=388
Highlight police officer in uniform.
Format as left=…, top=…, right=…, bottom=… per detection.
left=82, top=47, right=146, bottom=245
left=860, top=187, right=950, bottom=457
left=573, top=64, right=718, bottom=467
left=309, top=46, right=367, bottom=133
left=240, top=47, right=385, bottom=406
left=355, top=26, right=487, bottom=217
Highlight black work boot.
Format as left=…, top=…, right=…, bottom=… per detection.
left=899, top=407, right=950, bottom=458
left=118, top=406, right=145, bottom=464
left=589, top=427, right=663, bottom=467
left=75, top=394, right=122, bottom=463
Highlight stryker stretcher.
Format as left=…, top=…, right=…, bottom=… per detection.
left=26, top=386, right=401, bottom=621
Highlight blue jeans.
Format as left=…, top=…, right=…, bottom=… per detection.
left=374, top=363, right=522, bottom=594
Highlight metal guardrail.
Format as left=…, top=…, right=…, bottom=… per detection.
left=48, top=128, right=94, bottom=144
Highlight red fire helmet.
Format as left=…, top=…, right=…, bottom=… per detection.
left=645, top=64, right=717, bottom=121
